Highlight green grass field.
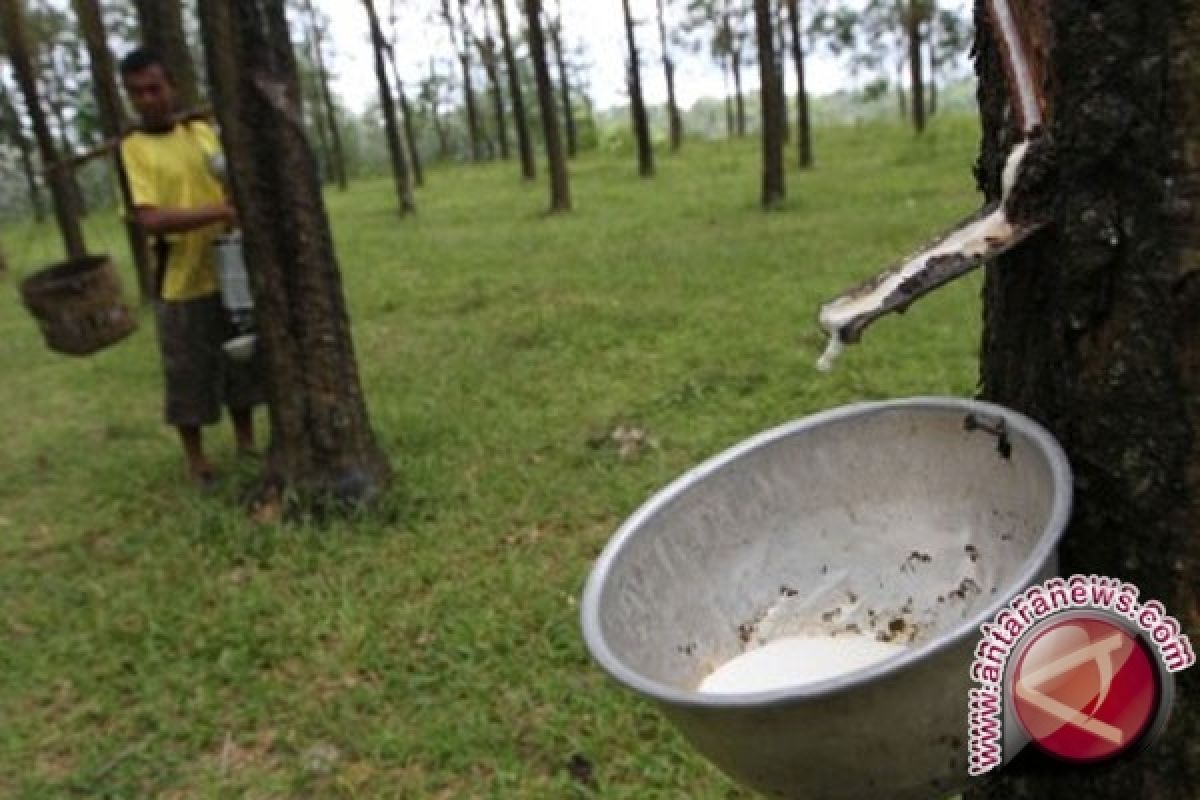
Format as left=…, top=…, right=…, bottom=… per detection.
left=1, top=116, right=985, bottom=798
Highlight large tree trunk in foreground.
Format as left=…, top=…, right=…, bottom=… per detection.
left=495, top=0, right=535, bottom=180
left=0, top=0, right=87, bottom=260
left=364, top=0, right=415, bottom=215
left=72, top=0, right=154, bottom=301
left=621, top=0, right=654, bottom=177
left=969, top=1, right=1199, bottom=796
left=132, top=0, right=200, bottom=109
left=752, top=0, right=784, bottom=208
left=785, top=0, right=812, bottom=168
left=525, top=0, right=569, bottom=211
left=197, top=0, right=391, bottom=507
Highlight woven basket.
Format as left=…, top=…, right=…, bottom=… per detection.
left=19, top=254, right=138, bottom=356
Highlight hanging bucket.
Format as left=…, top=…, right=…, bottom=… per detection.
left=19, top=254, right=138, bottom=356
left=581, top=397, right=1072, bottom=800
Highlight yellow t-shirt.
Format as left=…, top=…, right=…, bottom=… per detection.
left=121, top=121, right=227, bottom=301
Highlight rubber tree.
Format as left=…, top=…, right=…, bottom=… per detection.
left=494, top=0, right=534, bottom=180
left=196, top=0, right=391, bottom=508
left=621, top=0, right=654, bottom=177
left=524, top=0, right=569, bottom=211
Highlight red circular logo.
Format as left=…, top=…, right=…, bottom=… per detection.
left=1011, top=615, right=1159, bottom=763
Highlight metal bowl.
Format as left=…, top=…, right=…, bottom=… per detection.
left=581, top=397, right=1072, bottom=799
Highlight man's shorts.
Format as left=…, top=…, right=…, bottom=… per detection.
left=154, top=293, right=264, bottom=427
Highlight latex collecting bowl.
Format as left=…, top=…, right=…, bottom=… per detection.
left=581, top=397, right=1071, bottom=800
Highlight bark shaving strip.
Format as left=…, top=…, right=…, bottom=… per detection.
left=815, top=0, right=1050, bottom=372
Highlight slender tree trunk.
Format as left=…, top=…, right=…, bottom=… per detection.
left=897, top=56, right=908, bottom=120
left=393, top=72, right=425, bottom=188
left=0, top=0, right=87, bottom=260
left=132, top=0, right=200, bottom=108
left=428, top=57, right=450, bottom=159
left=303, top=0, right=347, bottom=190
left=478, top=4, right=510, bottom=160
left=785, top=0, right=812, bottom=167
left=752, top=0, right=784, bottom=208
left=621, top=0, right=654, bottom=177
left=196, top=0, right=391, bottom=507
left=524, top=0, right=569, bottom=211
left=927, top=0, right=938, bottom=116
left=906, top=0, right=926, bottom=133
left=774, top=0, right=789, bottom=142
left=969, top=2, right=1199, bottom=795
left=448, top=0, right=485, bottom=161
left=656, top=0, right=682, bottom=152
left=304, top=66, right=334, bottom=183
left=722, top=61, right=735, bottom=138
left=72, top=0, right=154, bottom=301
left=495, top=0, right=535, bottom=180
left=548, top=16, right=577, bottom=159
left=732, top=50, right=746, bottom=136
left=363, top=0, right=415, bottom=214
left=0, top=77, right=45, bottom=220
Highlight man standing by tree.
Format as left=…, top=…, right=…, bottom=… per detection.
left=119, top=47, right=263, bottom=486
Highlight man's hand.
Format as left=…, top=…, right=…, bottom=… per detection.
left=133, top=203, right=238, bottom=235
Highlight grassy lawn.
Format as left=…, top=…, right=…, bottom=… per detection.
left=1, top=116, right=985, bottom=798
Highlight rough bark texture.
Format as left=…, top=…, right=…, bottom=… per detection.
left=785, top=0, right=811, bottom=167
left=364, top=0, right=415, bottom=215
left=752, top=0, right=784, bottom=208
left=72, top=0, right=153, bottom=301
left=970, top=0, right=1199, bottom=796
left=0, top=78, right=45, bottom=221
left=0, top=0, right=87, bottom=260
left=525, top=0, right=569, bottom=211
left=495, top=0, right=535, bottom=180
left=303, top=0, right=347, bottom=191
left=197, top=0, right=391, bottom=508
left=906, top=0, right=926, bottom=133
left=656, top=0, right=683, bottom=152
left=548, top=16, right=576, bottom=159
left=621, top=0, right=654, bottom=178
left=132, top=0, right=200, bottom=109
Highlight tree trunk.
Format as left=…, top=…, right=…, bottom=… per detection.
left=722, top=61, right=735, bottom=138
left=363, top=0, right=415, bottom=214
left=451, top=0, right=485, bottom=161
left=785, top=0, right=812, bottom=168
left=774, top=0, right=789, bottom=143
left=393, top=72, right=425, bottom=189
left=928, top=0, right=938, bottom=116
left=524, top=0, right=569, bottom=212
left=0, top=77, right=45, bottom=221
left=906, top=0, right=926, bottom=134
left=428, top=57, right=450, bottom=160
left=752, top=0, right=784, bottom=208
left=969, top=1, right=1199, bottom=796
left=45, top=77, right=87, bottom=218
left=0, top=0, right=87, bottom=260
left=495, top=0, right=535, bottom=180
left=548, top=16, right=577, bottom=159
left=477, top=2, right=510, bottom=161
left=72, top=0, right=154, bottom=301
left=656, top=0, right=683, bottom=152
left=132, top=0, right=200, bottom=109
left=302, top=42, right=335, bottom=183
left=303, top=0, right=347, bottom=190
left=732, top=49, right=746, bottom=136
left=196, top=0, right=391, bottom=508
left=621, top=0, right=654, bottom=177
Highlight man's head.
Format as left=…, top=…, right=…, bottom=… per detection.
left=119, top=48, right=176, bottom=130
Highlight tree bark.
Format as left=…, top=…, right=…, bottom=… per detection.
left=621, top=0, right=655, bottom=178
left=301, top=39, right=335, bottom=184
left=0, top=78, right=45, bottom=222
left=774, top=0, right=789, bottom=142
left=752, top=0, right=784, bottom=208
left=446, top=0, right=485, bottom=161
left=906, top=0, right=926, bottom=134
left=785, top=0, right=812, bottom=167
left=548, top=13, right=577, bottom=159
left=196, top=0, right=391, bottom=508
left=477, top=4, right=510, bottom=161
left=302, top=0, right=347, bottom=190
left=0, top=0, right=87, bottom=260
left=72, top=0, right=154, bottom=301
left=928, top=0, right=938, bottom=116
left=390, top=66, right=425, bottom=188
left=132, top=0, right=200, bottom=109
left=732, top=49, right=746, bottom=136
left=722, top=61, right=735, bottom=138
left=364, top=0, right=414, bottom=214
left=524, top=0, right=569, bottom=211
left=969, top=1, right=1199, bottom=796
left=495, top=0, right=535, bottom=180
left=656, top=0, right=683, bottom=152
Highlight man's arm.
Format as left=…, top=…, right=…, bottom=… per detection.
left=132, top=203, right=237, bottom=235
